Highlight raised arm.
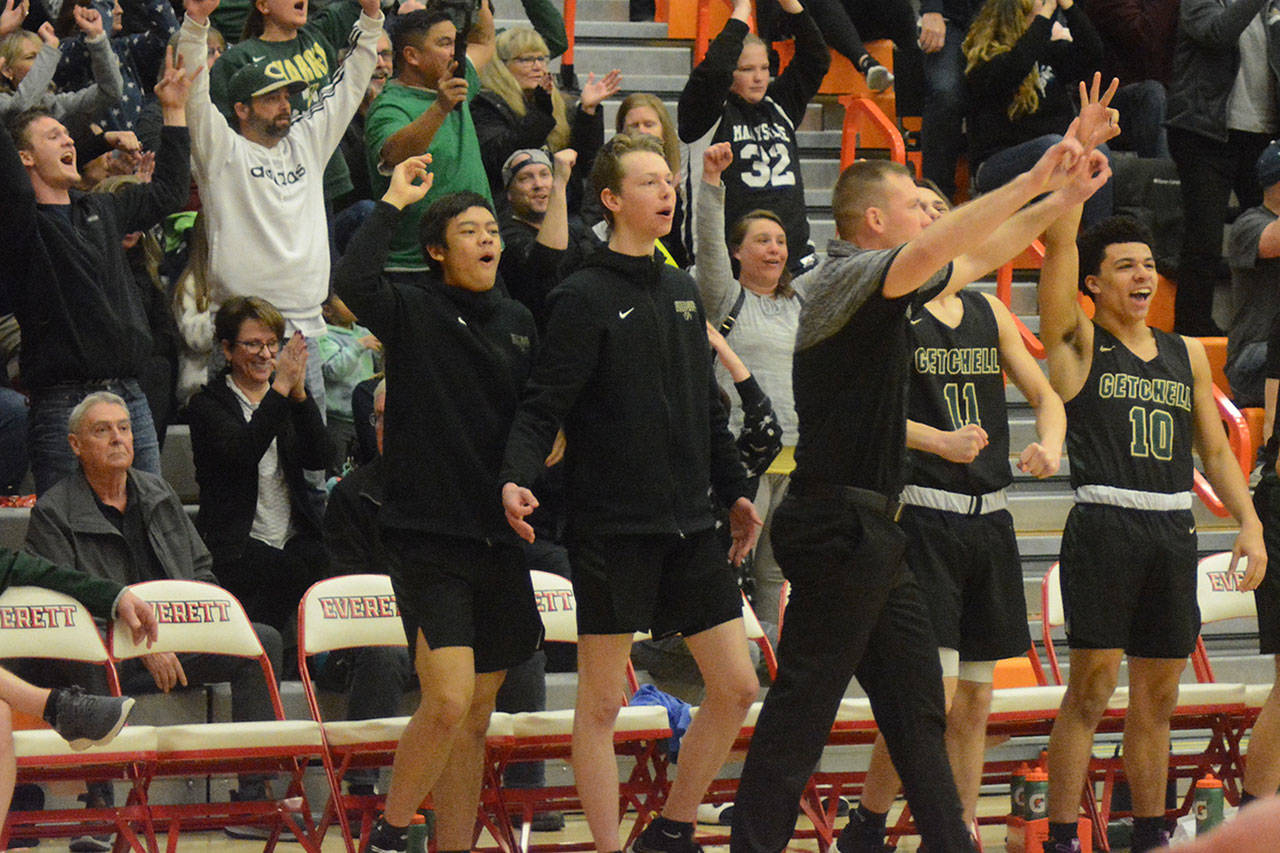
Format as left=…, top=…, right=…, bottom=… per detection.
left=1179, top=0, right=1268, bottom=49
left=53, top=25, right=125, bottom=128
left=520, top=0, right=567, bottom=58
left=1036, top=201, right=1094, bottom=400
left=988, top=292, right=1064, bottom=478
left=1187, top=335, right=1267, bottom=589
left=466, top=0, right=495, bottom=73
left=677, top=0, right=749, bottom=142
left=694, top=142, right=738, bottom=322
left=297, top=0, right=384, bottom=161
left=376, top=60, right=468, bottom=171
left=884, top=134, right=1086, bottom=299
left=768, top=0, right=828, bottom=124
left=178, top=2, right=237, bottom=172
left=334, top=154, right=433, bottom=337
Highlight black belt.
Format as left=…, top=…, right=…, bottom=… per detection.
left=789, top=480, right=903, bottom=523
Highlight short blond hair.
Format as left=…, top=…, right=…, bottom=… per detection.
left=831, top=159, right=914, bottom=238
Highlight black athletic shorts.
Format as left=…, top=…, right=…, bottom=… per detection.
left=1059, top=502, right=1200, bottom=658
left=567, top=527, right=743, bottom=637
left=1253, top=476, right=1280, bottom=653
left=381, top=528, right=543, bottom=673
left=899, top=505, right=1031, bottom=662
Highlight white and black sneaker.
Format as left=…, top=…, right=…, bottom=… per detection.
left=51, top=687, right=134, bottom=751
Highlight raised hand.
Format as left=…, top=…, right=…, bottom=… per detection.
left=382, top=153, right=434, bottom=209
left=271, top=331, right=307, bottom=399
left=72, top=4, right=104, bottom=38
left=37, top=20, right=57, bottom=46
left=1057, top=148, right=1112, bottom=208
left=184, top=0, right=220, bottom=25
left=1073, top=72, right=1121, bottom=153
left=551, top=147, right=577, bottom=184
left=358, top=0, right=380, bottom=19
left=433, top=60, right=468, bottom=112
left=579, top=68, right=621, bottom=113
left=0, top=0, right=29, bottom=37
left=701, top=141, right=733, bottom=184
left=154, top=45, right=201, bottom=113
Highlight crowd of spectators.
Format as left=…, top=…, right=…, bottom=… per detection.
left=0, top=0, right=1276, bottom=844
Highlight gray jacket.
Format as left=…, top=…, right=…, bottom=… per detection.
left=1166, top=0, right=1280, bottom=142
left=25, top=468, right=217, bottom=588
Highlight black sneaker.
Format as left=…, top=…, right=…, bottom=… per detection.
left=627, top=819, right=702, bottom=853
left=834, top=809, right=887, bottom=853
left=68, top=835, right=112, bottom=852
left=366, top=817, right=407, bottom=853
left=52, top=688, right=134, bottom=751
left=1131, top=829, right=1171, bottom=853
left=529, top=812, right=565, bottom=832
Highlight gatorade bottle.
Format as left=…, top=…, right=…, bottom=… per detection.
left=1193, top=774, right=1225, bottom=836
left=407, top=813, right=429, bottom=853
left=1024, top=766, right=1049, bottom=821
left=1011, top=762, right=1029, bottom=818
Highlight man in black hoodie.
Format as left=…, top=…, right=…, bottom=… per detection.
left=501, top=132, right=762, bottom=853
left=0, top=50, right=193, bottom=495
left=333, top=155, right=543, bottom=853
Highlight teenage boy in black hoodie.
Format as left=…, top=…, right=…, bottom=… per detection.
left=332, top=156, right=544, bottom=853
left=501, top=132, right=762, bottom=853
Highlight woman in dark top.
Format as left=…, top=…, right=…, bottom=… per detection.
left=964, top=0, right=1111, bottom=227
left=186, top=296, right=331, bottom=637
left=473, top=26, right=616, bottom=208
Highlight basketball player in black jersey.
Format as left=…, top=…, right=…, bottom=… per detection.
left=1038, top=205, right=1267, bottom=852
left=730, top=86, right=1115, bottom=853
left=843, top=193, right=1067, bottom=848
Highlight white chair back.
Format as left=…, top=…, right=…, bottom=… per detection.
left=531, top=570, right=577, bottom=644
left=0, top=585, right=109, bottom=663
left=299, top=574, right=406, bottom=655
left=110, top=579, right=263, bottom=660
left=1196, top=552, right=1258, bottom=626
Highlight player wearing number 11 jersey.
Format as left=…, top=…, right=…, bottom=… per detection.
left=1037, top=211, right=1266, bottom=853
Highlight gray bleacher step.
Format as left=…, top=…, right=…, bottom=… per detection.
left=161, top=424, right=198, bottom=504
left=799, top=158, right=841, bottom=192
left=565, top=43, right=690, bottom=77
left=567, top=20, right=671, bottom=39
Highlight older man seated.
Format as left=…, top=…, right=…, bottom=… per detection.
left=21, top=391, right=284, bottom=838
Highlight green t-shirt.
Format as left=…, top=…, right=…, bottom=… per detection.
left=364, top=62, right=492, bottom=272
left=208, top=1, right=362, bottom=199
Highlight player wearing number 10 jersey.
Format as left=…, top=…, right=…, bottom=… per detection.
left=1037, top=210, right=1266, bottom=853
left=677, top=0, right=829, bottom=275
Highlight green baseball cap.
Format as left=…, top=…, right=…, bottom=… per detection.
left=227, top=65, right=307, bottom=106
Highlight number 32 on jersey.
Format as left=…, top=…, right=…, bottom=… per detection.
left=738, top=142, right=796, bottom=189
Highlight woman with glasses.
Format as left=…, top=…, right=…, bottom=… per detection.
left=186, top=296, right=332, bottom=645
left=473, top=25, right=619, bottom=207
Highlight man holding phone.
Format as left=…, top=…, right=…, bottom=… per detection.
left=365, top=0, right=496, bottom=273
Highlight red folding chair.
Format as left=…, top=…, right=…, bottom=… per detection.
left=109, top=579, right=325, bottom=853
left=1189, top=551, right=1272, bottom=801
left=1, top=585, right=157, bottom=852
left=296, top=573, right=516, bottom=853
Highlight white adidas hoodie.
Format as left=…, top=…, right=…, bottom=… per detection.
left=177, top=10, right=382, bottom=337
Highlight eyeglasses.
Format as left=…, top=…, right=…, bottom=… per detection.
left=509, top=54, right=549, bottom=66
left=368, top=411, right=385, bottom=427
left=235, top=339, right=280, bottom=354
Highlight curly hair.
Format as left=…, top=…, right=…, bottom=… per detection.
left=963, top=0, right=1042, bottom=121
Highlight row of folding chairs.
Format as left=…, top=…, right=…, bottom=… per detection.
left=2, top=579, right=326, bottom=853
left=9, top=556, right=1261, bottom=853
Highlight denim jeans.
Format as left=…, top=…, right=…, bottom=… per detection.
left=0, top=387, right=29, bottom=493
left=976, top=134, right=1114, bottom=230
left=1111, top=81, right=1169, bottom=159
left=921, top=24, right=969, bottom=198
left=28, top=379, right=160, bottom=495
